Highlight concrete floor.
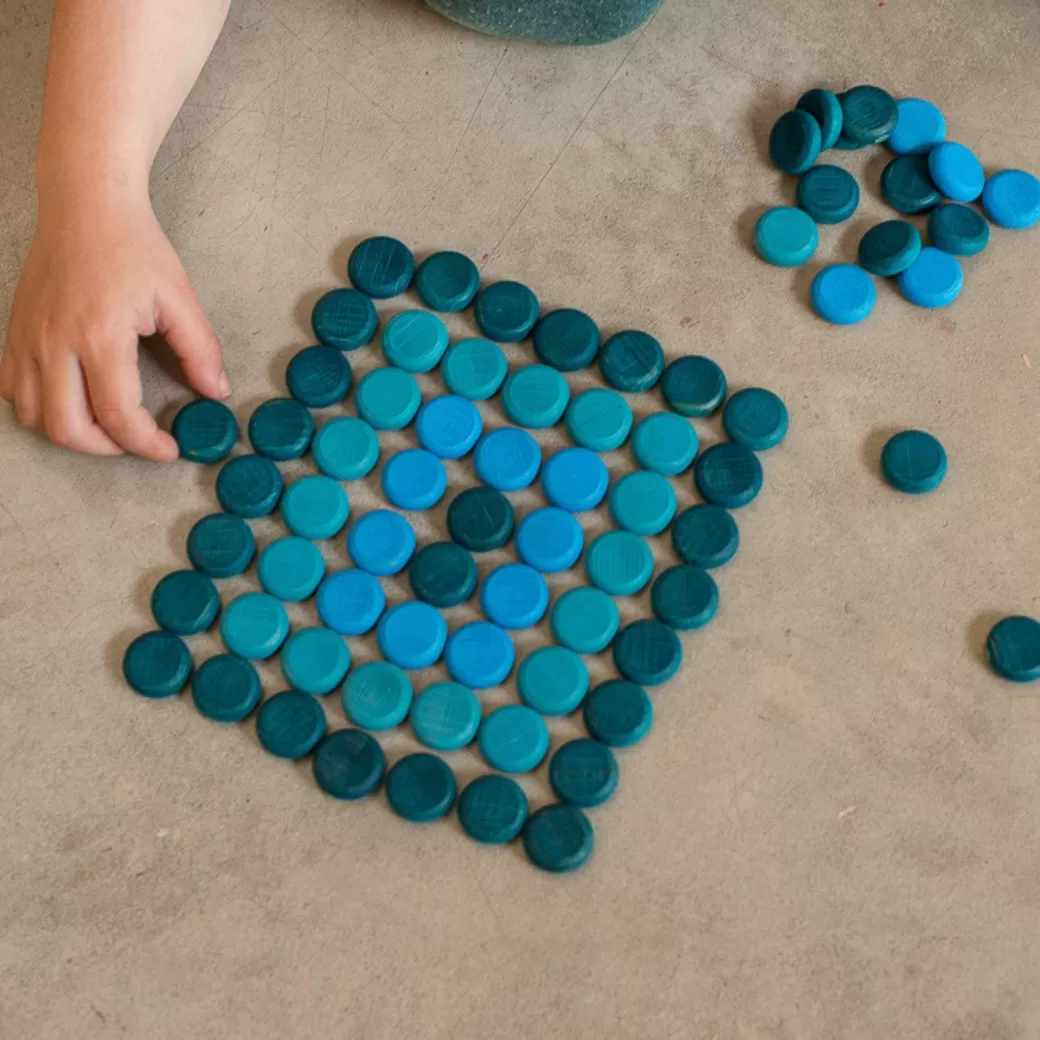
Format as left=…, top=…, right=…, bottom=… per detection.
left=2, top=0, right=1039, bottom=1036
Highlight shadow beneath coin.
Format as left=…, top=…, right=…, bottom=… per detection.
left=860, top=424, right=904, bottom=483
left=791, top=259, right=826, bottom=317
left=746, top=89, right=794, bottom=168
left=863, top=149, right=891, bottom=200
left=105, top=625, right=142, bottom=683
left=838, top=215, right=874, bottom=265
left=736, top=202, right=771, bottom=257
left=330, top=233, right=371, bottom=286
left=967, top=611, right=1005, bottom=673
left=133, top=565, right=173, bottom=619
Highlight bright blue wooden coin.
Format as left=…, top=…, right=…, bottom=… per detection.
left=381, top=449, right=447, bottom=511
left=754, top=206, right=818, bottom=265
left=928, top=142, right=984, bottom=203
left=797, top=166, right=859, bottom=224
left=151, top=570, right=220, bottom=635
left=248, top=398, right=314, bottom=460
left=474, top=428, right=541, bottom=491
left=840, top=85, right=897, bottom=144
left=881, top=154, right=942, bottom=214
left=172, top=399, right=238, bottom=464
left=501, top=365, right=570, bottom=428
left=897, top=247, right=963, bottom=309
left=408, top=542, right=478, bottom=607
left=256, top=690, right=327, bottom=759
left=564, top=388, right=631, bottom=453
left=355, top=368, right=421, bottom=430
left=381, top=310, right=450, bottom=372
left=280, top=626, right=351, bottom=695
left=311, top=288, right=378, bottom=349
left=583, top=679, right=652, bottom=748
left=348, top=235, right=415, bottom=298
left=191, top=654, right=262, bottom=722
left=550, top=586, right=620, bottom=654
left=694, top=442, right=763, bottom=508
left=598, top=330, right=665, bottom=392
left=416, top=396, right=483, bottom=458
left=858, top=220, right=922, bottom=276
left=473, top=281, right=539, bottom=342
left=282, top=474, right=350, bottom=540
left=631, top=412, right=698, bottom=475
left=386, top=753, right=457, bottom=822
left=651, top=564, right=719, bottom=630
left=187, top=513, right=255, bottom=578
left=880, top=430, right=947, bottom=493
left=515, top=506, right=583, bottom=572
left=613, top=619, right=682, bottom=686
left=440, top=338, right=508, bottom=400
left=445, top=622, right=514, bottom=688
left=377, top=601, right=448, bottom=670
left=661, top=356, right=727, bottom=417
left=347, top=510, right=416, bottom=575
left=312, top=729, right=385, bottom=799
left=987, top=616, right=1040, bottom=683
left=671, top=504, right=739, bottom=569
left=257, top=536, right=326, bottom=602
left=518, top=646, right=589, bottom=716
left=123, top=631, right=192, bottom=698
left=342, top=661, right=413, bottom=730
left=415, top=250, right=480, bottom=312
left=220, top=592, right=290, bottom=659
left=533, top=308, right=600, bottom=371
left=458, top=775, right=529, bottom=845
left=215, top=454, right=283, bottom=518
left=478, top=704, right=550, bottom=773
left=549, top=739, right=618, bottom=808
left=316, top=568, right=386, bottom=634
left=447, top=486, right=514, bottom=551
left=927, top=204, right=990, bottom=256
left=810, top=264, right=875, bottom=325
left=481, top=563, right=549, bottom=630
left=888, top=98, right=946, bottom=155
left=585, top=530, right=653, bottom=596
left=722, top=387, right=789, bottom=451
left=410, top=681, right=481, bottom=751
left=982, top=169, right=1040, bottom=229
left=541, top=447, right=609, bottom=512
left=286, top=345, right=352, bottom=407
left=311, top=417, right=380, bottom=481
left=768, top=109, right=821, bottom=174
left=523, top=804, right=594, bottom=873
left=796, top=88, right=843, bottom=149
left=609, top=471, right=677, bottom=535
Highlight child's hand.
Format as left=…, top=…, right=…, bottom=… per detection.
left=1, top=196, right=229, bottom=461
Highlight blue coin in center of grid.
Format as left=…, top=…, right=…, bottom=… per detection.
left=481, top=563, right=550, bottom=630
left=516, top=507, right=583, bottom=572
left=416, top=396, right=483, bottom=458
left=382, top=449, right=447, bottom=511
left=445, top=622, right=514, bottom=688
left=381, top=310, right=449, bottom=372
left=377, top=601, right=449, bottom=670
left=347, top=510, right=416, bottom=575
left=475, top=428, right=542, bottom=491
left=541, top=448, right=609, bottom=512
left=317, top=569, right=386, bottom=634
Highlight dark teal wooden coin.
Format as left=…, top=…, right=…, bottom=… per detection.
left=385, top=753, right=457, bottom=823
left=151, top=570, right=220, bottom=635
left=671, top=504, right=739, bottom=569
left=598, top=330, right=665, bottom=391
left=286, top=345, right=352, bottom=408
left=123, top=630, right=192, bottom=698
left=171, top=399, right=238, bottom=464
left=408, top=541, right=478, bottom=607
left=191, top=653, right=262, bottom=722
left=797, top=165, right=859, bottom=224
left=533, top=308, right=600, bottom=371
left=247, top=398, right=315, bottom=460
left=661, top=356, right=727, bottom=417
left=858, top=220, right=922, bottom=276
left=446, top=486, right=514, bottom=551
left=768, top=109, right=822, bottom=175
left=473, top=280, right=539, bottom=342
left=582, top=680, right=652, bottom=748
left=457, top=775, right=528, bottom=845
left=186, top=513, right=256, bottom=577
left=880, top=430, right=947, bottom=494
left=881, top=154, right=942, bottom=214
left=415, top=250, right=480, bottom=312
left=694, top=442, right=763, bottom=509
left=840, top=85, right=897, bottom=144
left=311, top=288, right=378, bottom=349
left=256, top=690, right=327, bottom=759
left=796, top=87, right=843, bottom=149
left=347, top=235, right=415, bottom=298
left=927, top=203, right=990, bottom=256
left=523, top=804, right=594, bottom=873
left=987, top=616, right=1040, bottom=683
left=613, top=619, right=682, bottom=686
left=312, top=729, right=386, bottom=800
left=834, top=134, right=869, bottom=151
left=651, top=564, right=719, bottom=630
left=722, top=387, right=789, bottom=450
left=215, top=454, right=283, bottom=517
left=549, top=739, right=619, bottom=808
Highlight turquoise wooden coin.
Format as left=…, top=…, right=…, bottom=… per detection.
left=810, top=264, right=876, bottom=325
left=458, top=775, right=528, bottom=845
left=311, top=288, right=378, bottom=349
left=609, top=470, right=677, bottom=535
left=381, top=449, right=447, bottom=511
left=661, top=356, right=726, bottom=417
left=473, top=280, right=539, bottom=342
left=151, top=570, right=220, bottom=635
left=187, top=513, right=255, bottom=578
left=215, top=454, right=283, bottom=518
left=441, top=338, right=508, bottom=400
left=347, top=510, right=416, bottom=575
left=768, top=109, right=821, bottom=174
left=414, top=250, right=480, bottom=312
left=474, top=427, right=541, bottom=491
left=541, top=447, right=609, bottom=512
left=416, top=395, right=483, bottom=458
left=172, top=399, right=237, bottom=464
left=927, top=204, right=990, bottom=256
left=282, top=474, right=350, bottom=540
left=523, top=804, right=594, bottom=873
left=257, top=537, right=326, bottom=602
left=840, top=85, right=897, bottom=144
left=447, top=486, right=514, bottom=551
left=651, top=564, right=719, bottom=630
left=480, top=563, right=550, bottom=630
left=671, top=504, right=739, bottom=569
left=248, top=398, right=314, bottom=460
left=982, top=169, right=1040, bottom=229
left=478, top=705, right=549, bottom=773
left=386, top=753, right=457, bottom=822
left=613, top=619, right=682, bottom=686
left=583, top=679, right=653, bottom=748
left=897, top=248, right=963, bottom=309
left=348, top=235, right=415, bottom=298
left=796, top=165, right=859, bottom=224
left=585, top=530, right=653, bottom=596
left=501, top=364, right=570, bottom=428
left=376, top=601, right=448, bottom=670
left=754, top=206, right=819, bottom=265
left=355, top=368, right=421, bottom=430
left=444, top=622, right=514, bottom=688
left=632, top=412, right=698, bottom=475
left=280, top=626, right=350, bottom=695
left=515, top=506, right=583, bottom=572
left=410, top=681, right=481, bottom=751
left=888, top=98, right=946, bottom=155
left=191, top=654, right=262, bottom=722
left=881, top=154, right=942, bottom=214
left=312, top=729, right=385, bottom=800
left=518, top=646, right=589, bottom=716
left=796, top=88, right=843, bottom=149
left=316, top=568, right=386, bottom=634
left=858, top=220, right=922, bottom=276
left=342, top=661, right=413, bottom=730
left=256, top=690, right=327, bottom=759
left=880, top=430, right=947, bottom=493
left=694, top=442, right=763, bottom=508
left=408, top=542, right=478, bottom=607
left=565, top=388, right=632, bottom=452
left=987, top=616, right=1040, bottom=683
left=549, top=739, right=618, bottom=808
left=598, top=330, right=665, bottom=392
left=550, top=586, right=620, bottom=653
left=286, top=345, right=352, bottom=407
left=123, top=631, right=192, bottom=698
left=928, top=142, right=984, bottom=203
left=533, top=308, right=600, bottom=371
left=311, top=416, right=380, bottom=480
left=220, top=592, right=290, bottom=660
left=381, top=310, right=450, bottom=372
left=722, top=387, right=788, bottom=451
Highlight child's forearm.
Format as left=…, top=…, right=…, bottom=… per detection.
left=36, top=0, right=232, bottom=210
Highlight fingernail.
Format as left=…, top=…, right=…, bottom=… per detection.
left=218, top=372, right=231, bottom=398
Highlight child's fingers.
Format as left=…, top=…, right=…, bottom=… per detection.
left=40, top=354, right=125, bottom=456
left=0, top=347, right=14, bottom=402
left=14, top=362, right=42, bottom=430
left=157, top=283, right=230, bottom=401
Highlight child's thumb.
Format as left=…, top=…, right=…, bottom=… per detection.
left=157, top=282, right=230, bottom=400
